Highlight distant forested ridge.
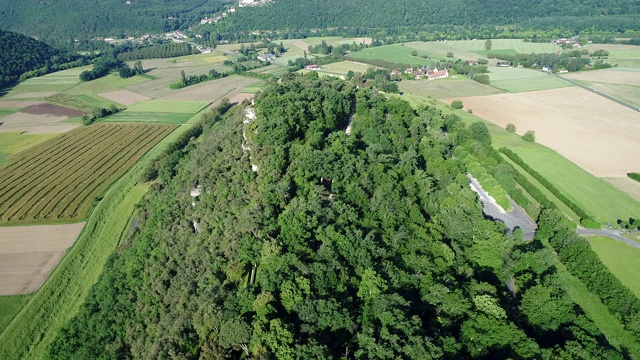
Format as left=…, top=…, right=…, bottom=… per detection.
left=0, top=30, right=62, bottom=86
left=216, top=0, right=640, bottom=36
left=0, top=0, right=229, bottom=42
left=47, top=75, right=625, bottom=359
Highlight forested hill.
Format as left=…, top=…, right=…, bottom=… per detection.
left=221, top=0, right=640, bottom=34
left=0, top=30, right=60, bottom=85
left=0, top=0, right=229, bottom=42
left=47, top=74, right=625, bottom=358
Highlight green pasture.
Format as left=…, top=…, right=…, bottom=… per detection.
left=45, top=93, right=116, bottom=111
left=0, top=123, right=191, bottom=360
left=487, top=67, right=573, bottom=92
left=66, top=73, right=149, bottom=95
left=493, top=132, right=640, bottom=223
left=474, top=49, right=518, bottom=57
left=553, top=253, right=640, bottom=358
left=404, top=41, right=479, bottom=61
left=169, top=52, right=228, bottom=65
left=348, top=45, right=434, bottom=66
left=0, top=296, right=31, bottom=332
left=399, top=77, right=501, bottom=99
left=0, top=132, right=57, bottom=164
left=587, top=236, right=640, bottom=299
left=608, top=49, right=640, bottom=60
left=99, top=111, right=193, bottom=124
left=444, top=39, right=560, bottom=54
left=243, top=81, right=266, bottom=94
left=125, top=100, right=209, bottom=113
left=321, top=61, right=381, bottom=75
left=0, top=108, right=18, bottom=117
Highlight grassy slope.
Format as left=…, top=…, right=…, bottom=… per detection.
left=348, top=44, right=434, bottom=66
left=587, top=236, right=640, bottom=299
left=398, top=77, right=501, bottom=99
left=0, top=295, right=31, bottom=332
left=0, top=124, right=193, bottom=359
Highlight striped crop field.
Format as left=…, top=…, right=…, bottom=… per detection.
left=0, top=124, right=175, bottom=225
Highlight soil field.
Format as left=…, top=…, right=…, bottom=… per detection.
left=0, top=112, right=68, bottom=126
left=21, top=103, right=84, bottom=117
left=399, top=78, right=501, bottom=99
left=157, top=75, right=259, bottom=103
left=0, top=223, right=85, bottom=295
left=229, top=93, right=254, bottom=104
left=563, top=69, right=640, bottom=108
left=97, top=90, right=151, bottom=105
left=448, top=87, right=640, bottom=178
left=124, top=64, right=231, bottom=98
left=0, top=123, right=175, bottom=224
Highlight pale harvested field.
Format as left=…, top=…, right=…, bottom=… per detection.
left=159, top=75, right=260, bottom=103
left=7, top=92, right=58, bottom=99
left=587, top=44, right=640, bottom=51
left=448, top=87, right=640, bottom=177
left=0, top=223, right=85, bottom=295
left=0, top=112, right=68, bottom=126
left=124, top=64, right=227, bottom=98
left=0, top=101, right=44, bottom=109
left=0, top=124, right=80, bottom=134
left=292, top=41, right=312, bottom=52
left=97, top=90, right=151, bottom=105
left=134, top=59, right=196, bottom=70
left=564, top=69, right=640, bottom=85
left=605, top=177, right=640, bottom=203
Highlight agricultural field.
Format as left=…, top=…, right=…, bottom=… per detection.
left=487, top=67, right=573, bottom=93
left=0, top=103, right=84, bottom=134
left=125, top=99, right=209, bottom=113
left=168, top=51, right=229, bottom=65
left=348, top=44, right=435, bottom=66
left=2, top=68, right=85, bottom=98
left=97, top=90, right=151, bottom=105
left=0, top=123, right=175, bottom=224
left=320, top=60, right=381, bottom=75
left=443, top=39, right=560, bottom=54
left=587, top=236, right=640, bottom=298
left=404, top=41, right=481, bottom=61
left=399, top=77, right=501, bottom=99
left=0, top=132, right=56, bottom=165
left=604, top=177, right=640, bottom=203
left=100, top=111, right=194, bottom=124
left=563, top=68, right=640, bottom=108
left=0, top=295, right=30, bottom=332
left=0, top=223, right=85, bottom=295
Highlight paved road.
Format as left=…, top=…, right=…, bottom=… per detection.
left=467, top=174, right=537, bottom=240
left=577, top=229, right=640, bottom=249
left=552, top=73, right=640, bottom=112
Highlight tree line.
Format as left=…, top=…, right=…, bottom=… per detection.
left=47, top=74, right=628, bottom=359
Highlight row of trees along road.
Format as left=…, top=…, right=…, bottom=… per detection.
left=48, top=75, right=627, bottom=359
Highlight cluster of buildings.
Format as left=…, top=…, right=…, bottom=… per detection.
left=239, top=0, right=271, bottom=7
left=399, top=66, right=449, bottom=80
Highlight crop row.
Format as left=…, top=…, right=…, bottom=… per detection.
left=0, top=124, right=175, bottom=224
left=12, top=126, right=151, bottom=222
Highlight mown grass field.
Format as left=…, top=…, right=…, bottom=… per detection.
left=487, top=67, right=573, bottom=92
left=4, top=68, right=87, bottom=96
left=44, top=93, right=117, bottom=112
left=0, top=108, right=19, bottom=117
left=126, top=99, right=210, bottom=113
left=65, top=73, right=149, bottom=96
left=0, top=122, right=193, bottom=360
left=404, top=41, right=480, bottom=61
left=100, top=111, right=193, bottom=124
left=587, top=236, right=640, bottom=298
left=399, top=77, right=501, bottom=99
left=348, top=44, right=434, bottom=66
left=489, top=125, right=640, bottom=223
left=169, top=52, right=229, bottom=65
left=0, top=124, right=175, bottom=224
left=444, top=39, right=560, bottom=54
left=321, top=61, right=381, bottom=75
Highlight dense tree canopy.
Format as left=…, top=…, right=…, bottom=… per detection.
left=0, top=30, right=61, bottom=86
left=47, top=75, right=625, bottom=359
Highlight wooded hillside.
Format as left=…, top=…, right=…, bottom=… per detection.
left=47, top=75, right=626, bottom=359
left=0, top=30, right=61, bottom=86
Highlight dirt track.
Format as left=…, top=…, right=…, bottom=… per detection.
left=0, top=223, right=85, bottom=295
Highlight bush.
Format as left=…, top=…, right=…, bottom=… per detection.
left=506, top=123, right=517, bottom=133
left=522, top=130, right=535, bottom=142
left=580, top=217, right=601, bottom=229
left=628, top=172, right=640, bottom=183
left=446, top=51, right=454, bottom=58
left=451, top=100, right=463, bottom=109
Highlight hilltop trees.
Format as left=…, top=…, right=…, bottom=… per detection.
left=47, top=75, right=624, bottom=359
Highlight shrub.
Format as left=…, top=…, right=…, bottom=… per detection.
left=580, top=217, right=601, bottom=229
left=522, top=130, right=535, bottom=142
left=506, top=123, right=517, bottom=133
left=451, top=100, right=463, bottom=109
left=628, top=172, right=640, bottom=183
